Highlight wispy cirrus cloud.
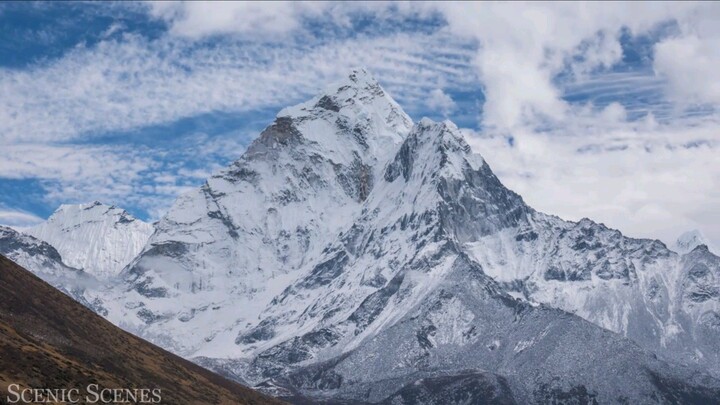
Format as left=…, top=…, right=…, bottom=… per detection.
left=0, top=21, right=477, bottom=221
left=0, top=31, right=476, bottom=144
left=1, top=1, right=719, bottom=249
left=139, top=1, right=720, bottom=133
left=0, top=129, right=250, bottom=221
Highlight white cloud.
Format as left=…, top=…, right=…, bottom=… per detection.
left=426, top=88, right=457, bottom=117
left=0, top=144, right=149, bottom=182
left=145, top=2, right=432, bottom=39
left=143, top=2, right=720, bottom=129
left=432, top=2, right=715, bottom=131
left=561, top=71, right=668, bottom=120
left=0, top=143, right=153, bottom=215
left=463, top=118, right=720, bottom=249
left=0, top=207, right=44, bottom=229
left=5, top=3, right=714, bottom=143
left=600, top=102, right=628, bottom=124
left=148, top=1, right=310, bottom=38
left=653, top=3, right=720, bottom=106
left=0, top=134, right=248, bottom=221
left=655, top=35, right=720, bottom=105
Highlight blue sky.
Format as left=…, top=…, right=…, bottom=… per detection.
left=1, top=2, right=719, bottom=248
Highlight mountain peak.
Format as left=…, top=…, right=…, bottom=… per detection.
left=277, top=68, right=412, bottom=136
left=0, top=224, right=64, bottom=265
left=55, top=200, right=112, bottom=216
left=675, top=229, right=712, bottom=254
left=384, top=117, right=483, bottom=185
left=347, top=66, right=378, bottom=86
left=27, top=202, right=154, bottom=278
left=325, top=66, right=382, bottom=98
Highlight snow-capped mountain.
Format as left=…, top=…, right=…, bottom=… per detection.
left=0, top=225, right=106, bottom=313
left=675, top=229, right=714, bottom=254
left=463, top=211, right=720, bottom=378
left=28, top=201, right=154, bottom=279
left=0, top=201, right=152, bottom=317
left=110, top=69, right=413, bottom=353
left=89, top=69, right=720, bottom=402
left=1, top=225, right=74, bottom=280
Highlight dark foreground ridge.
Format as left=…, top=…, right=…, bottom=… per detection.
left=0, top=254, right=285, bottom=405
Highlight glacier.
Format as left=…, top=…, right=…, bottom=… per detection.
left=27, top=201, right=154, bottom=279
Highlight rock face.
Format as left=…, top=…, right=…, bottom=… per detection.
left=28, top=201, right=154, bottom=279
left=9, top=69, right=720, bottom=403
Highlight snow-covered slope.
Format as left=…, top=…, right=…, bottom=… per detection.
left=2, top=201, right=152, bottom=319
left=0, top=225, right=106, bottom=314
left=1, top=225, right=73, bottom=280
left=85, top=69, right=720, bottom=402
left=28, top=201, right=154, bottom=279
left=463, top=212, right=720, bottom=377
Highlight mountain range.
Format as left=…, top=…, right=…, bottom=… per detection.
left=2, top=69, right=719, bottom=404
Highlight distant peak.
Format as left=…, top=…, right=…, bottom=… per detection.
left=413, top=118, right=470, bottom=151
left=0, top=224, right=18, bottom=236
left=675, top=229, right=711, bottom=254
left=85, top=201, right=105, bottom=210
left=43, top=202, right=149, bottom=229
left=346, top=67, right=379, bottom=87
left=57, top=201, right=106, bottom=211
left=417, top=118, right=460, bottom=132
left=418, top=117, right=436, bottom=127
